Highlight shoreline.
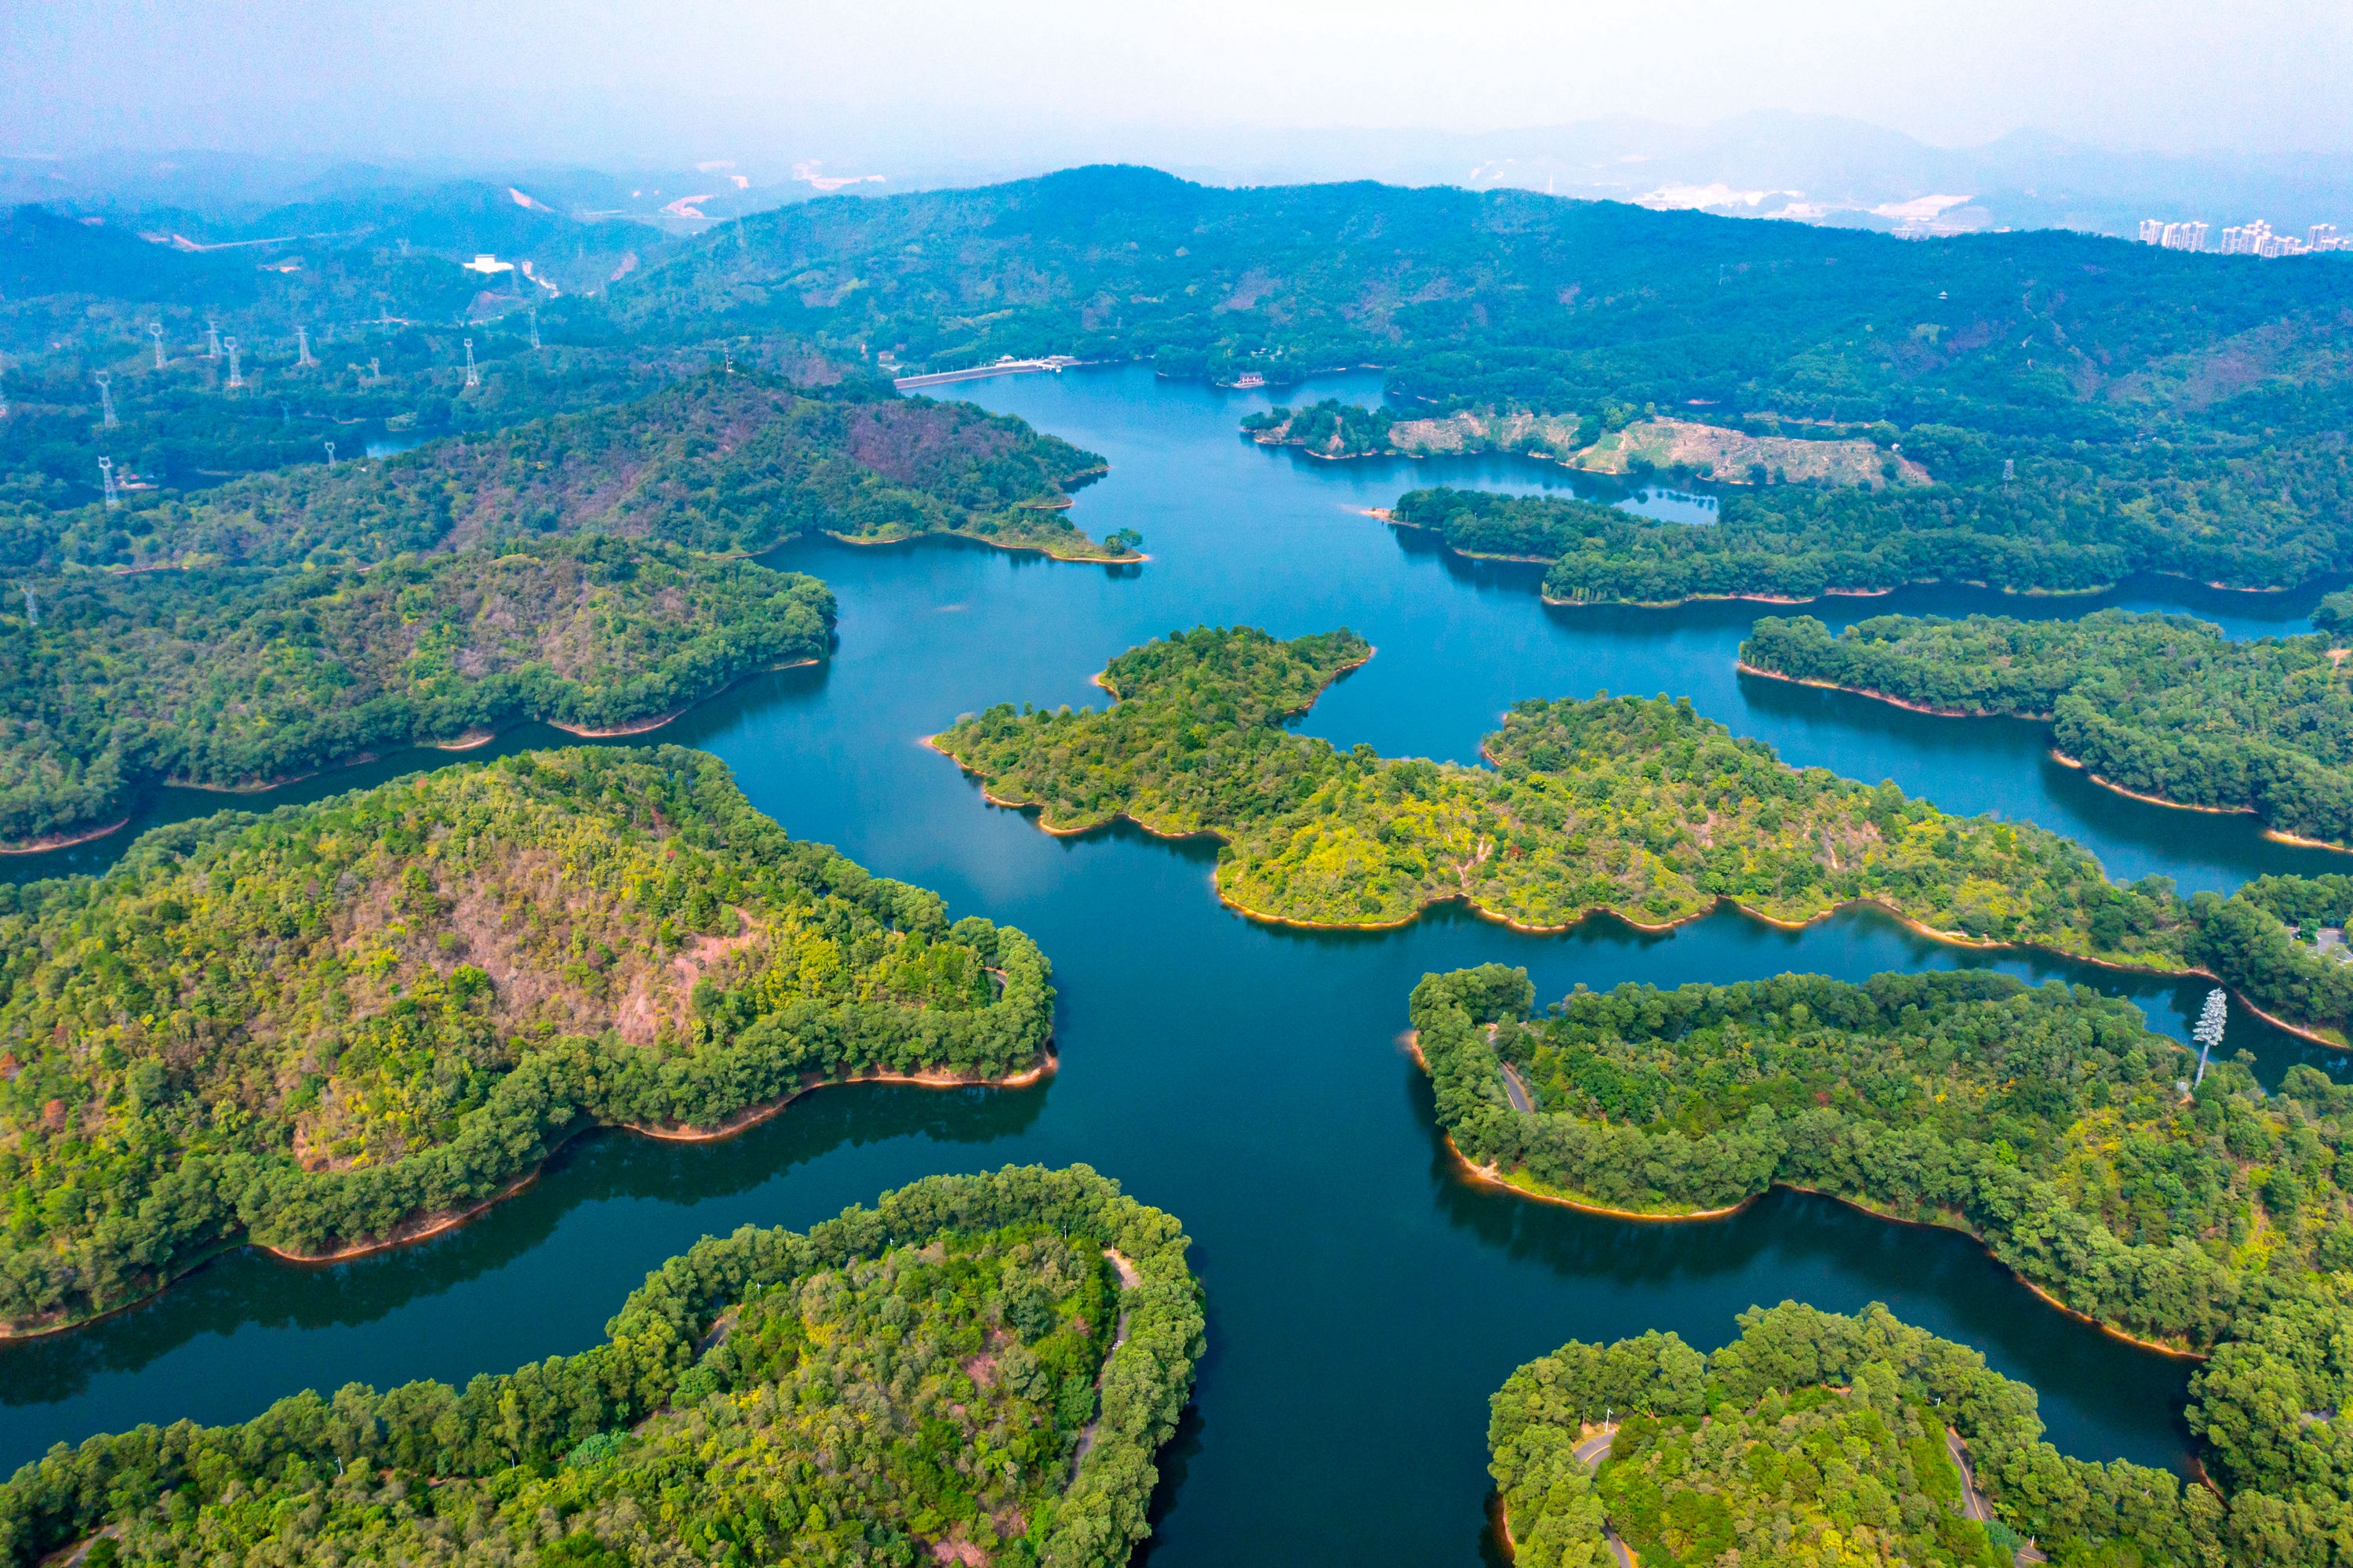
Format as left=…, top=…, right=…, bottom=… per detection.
left=1742, top=666, right=2353, bottom=850
left=1734, top=660, right=2033, bottom=720
left=544, top=657, right=826, bottom=739
left=821, top=526, right=1147, bottom=566
left=2048, top=748, right=2264, bottom=817
left=0, top=1053, right=1054, bottom=1340
left=9, top=659, right=831, bottom=856
left=1415, top=1050, right=2208, bottom=1360
left=0, top=816, right=132, bottom=855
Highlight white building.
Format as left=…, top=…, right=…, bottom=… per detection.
left=461, top=254, right=516, bottom=275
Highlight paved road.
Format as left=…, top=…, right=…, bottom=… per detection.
left=1573, top=1427, right=1637, bottom=1568
left=1500, top=1062, right=1535, bottom=1114
left=1945, top=1427, right=1989, bottom=1523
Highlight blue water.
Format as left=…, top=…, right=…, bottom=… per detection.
left=2, top=365, right=2330, bottom=1566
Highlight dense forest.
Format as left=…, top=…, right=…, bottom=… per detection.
left=0, top=539, right=835, bottom=845
left=1448, top=966, right=2353, bottom=1563
left=1413, top=963, right=2328, bottom=1344
left=0, top=746, right=1056, bottom=1331
left=931, top=625, right=2353, bottom=1038
left=0, top=1163, right=1206, bottom=1568
left=579, top=168, right=2353, bottom=595
left=1493, top=1300, right=2238, bottom=1568
left=12, top=369, right=1120, bottom=575
left=602, top=168, right=2346, bottom=442
left=0, top=367, right=1131, bottom=842
left=1741, top=609, right=2353, bottom=847
left=1388, top=424, right=2353, bottom=603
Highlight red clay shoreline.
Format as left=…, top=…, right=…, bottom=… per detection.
left=0, top=661, right=835, bottom=853
left=0, top=1053, right=1055, bottom=1340
left=0, top=817, right=132, bottom=855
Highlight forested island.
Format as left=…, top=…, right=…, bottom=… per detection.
left=1740, top=609, right=2353, bottom=847
left=1492, top=1301, right=2249, bottom=1568
left=0, top=746, right=1056, bottom=1333
left=1449, top=965, right=2353, bottom=1565
left=0, top=1164, right=1205, bottom=1568
left=929, top=625, right=2353, bottom=1039
left=0, top=540, right=835, bottom=847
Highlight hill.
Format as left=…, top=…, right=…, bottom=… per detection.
left=0, top=747, right=1056, bottom=1332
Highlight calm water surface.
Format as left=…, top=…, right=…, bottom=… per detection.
left=5, top=367, right=2345, bottom=1566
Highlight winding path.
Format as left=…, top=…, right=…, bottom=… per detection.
left=1500, top=1062, right=1535, bottom=1115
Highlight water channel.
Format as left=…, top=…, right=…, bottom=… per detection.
left=5, top=366, right=2348, bottom=1566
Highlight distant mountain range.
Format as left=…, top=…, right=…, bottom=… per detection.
left=5, top=111, right=2345, bottom=242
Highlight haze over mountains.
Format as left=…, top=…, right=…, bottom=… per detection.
left=7, top=111, right=2346, bottom=244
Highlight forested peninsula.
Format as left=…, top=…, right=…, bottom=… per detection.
left=20, top=369, right=1118, bottom=576
left=1740, top=609, right=2353, bottom=847
left=0, top=746, right=1056, bottom=1333
left=0, top=1164, right=1206, bottom=1568
left=1493, top=1301, right=2247, bottom=1568
left=1389, top=442, right=2353, bottom=605
left=1443, top=966, right=2353, bottom=1564
left=929, top=625, right=2353, bottom=1039
left=0, top=369, right=1136, bottom=848
left=0, top=540, right=835, bottom=847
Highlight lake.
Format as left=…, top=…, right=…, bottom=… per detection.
left=3, top=365, right=2341, bottom=1566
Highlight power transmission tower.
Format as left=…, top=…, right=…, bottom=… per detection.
left=324, top=439, right=337, bottom=467
left=151, top=322, right=168, bottom=369
left=296, top=324, right=317, bottom=368
left=369, top=357, right=381, bottom=381
left=99, top=456, right=118, bottom=509
left=464, top=338, right=480, bottom=388
left=96, top=372, right=118, bottom=428
left=207, top=318, right=221, bottom=358
left=529, top=307, right=540, bottom=349
left=226, top=337, right=243, bottom=388
left=2192, top=988, right=2228, bottom=1086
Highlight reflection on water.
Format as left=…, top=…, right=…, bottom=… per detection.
left=0, top=366, right=2311, bottom=1566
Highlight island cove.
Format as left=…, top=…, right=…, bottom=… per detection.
left=929, top=625, right=2353, bottom=1042
left=1443, top=965, right=2353, bottom=1564
left=0, top=747, right=1056, bottom=1337
left=0, top=369, right=1138, bottom=854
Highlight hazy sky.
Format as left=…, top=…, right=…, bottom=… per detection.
left=5, top=0, right=2348, bottom=166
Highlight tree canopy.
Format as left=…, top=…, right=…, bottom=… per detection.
left=0, top=1164, right=1205, bottom=1568
left=0, top=745, right=1054, bottom=1332
left=0, top=538, right=835, bottom=846
left=1742, top=609, right=2353, bottom=847
left=1493, top=1300, right=2229, bottom=1568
